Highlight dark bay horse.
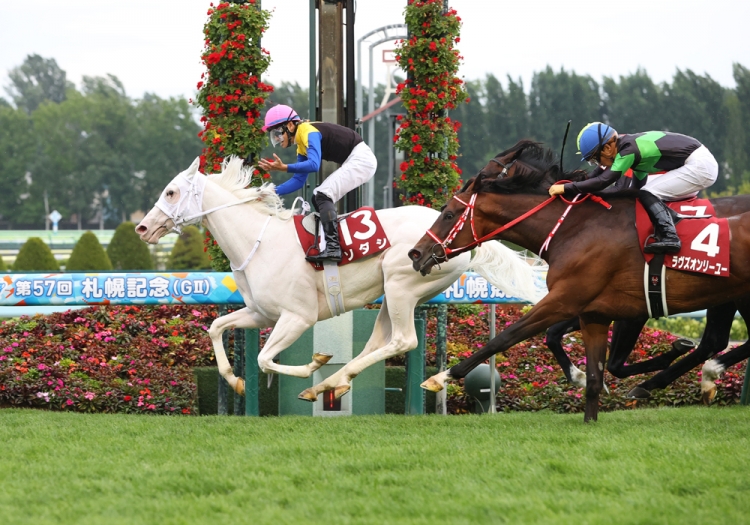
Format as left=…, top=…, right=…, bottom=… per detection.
left=476, top=142, right=750, bottom=398
left=408, top=150, right=750, bottom=422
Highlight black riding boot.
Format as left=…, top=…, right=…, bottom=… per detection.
left=638, top=190, right=681, bottom=254
left=306, top=194, right=342, bottom=263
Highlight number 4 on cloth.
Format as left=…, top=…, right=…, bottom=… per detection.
left=691, top=223, right=720, bottom=257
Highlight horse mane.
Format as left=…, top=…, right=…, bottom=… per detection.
left=481, top=141, right=588, bottom=195
left=206, top=156, right=294, bottom=220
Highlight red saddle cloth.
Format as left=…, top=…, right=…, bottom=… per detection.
left=293, top=207, right=391, bottom=271
left=635, top=197, right=730, bottom=277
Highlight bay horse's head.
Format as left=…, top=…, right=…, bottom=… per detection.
left=136, top=157, right=206, bottom=244
left=408, top=176, right=487, bottom=275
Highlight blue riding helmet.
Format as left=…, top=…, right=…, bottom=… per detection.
left=577, top=122, right=617, bottom=161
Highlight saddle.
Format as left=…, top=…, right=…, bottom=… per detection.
left=635, top=197, right=730, bottom=318
left=293, top=206, right=391, bottom=271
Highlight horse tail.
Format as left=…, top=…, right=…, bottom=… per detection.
left=468, top=241, right=544, bottom=304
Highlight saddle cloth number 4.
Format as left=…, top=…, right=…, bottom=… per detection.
left=690, top=222, right=720, bottom=258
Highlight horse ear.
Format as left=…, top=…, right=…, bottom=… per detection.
left=185, top=157, right=201, bottom=179
left=474, top=174, right=486, bottom=193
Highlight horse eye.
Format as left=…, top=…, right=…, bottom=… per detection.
left=167, top=190, right=174, bottom=198
left=444, top=211, right=455, bottom=220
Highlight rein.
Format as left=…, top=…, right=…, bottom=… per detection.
left=425, top=183, right=612, bottom=262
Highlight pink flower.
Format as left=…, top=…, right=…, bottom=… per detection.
left=84, top=392, right=96, bottom=401
left=66, top=399, right=74, bottom=406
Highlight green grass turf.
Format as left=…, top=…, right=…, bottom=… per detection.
left=0, top=407, right=749, bottom=525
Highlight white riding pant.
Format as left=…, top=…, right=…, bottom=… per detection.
left=313, top=142, right=377, bottom=203
left=642, top=145, right=718, bottom=201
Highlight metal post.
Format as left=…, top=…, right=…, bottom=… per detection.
left=309, top=0, right=317, bottom=123
left=232, top=327, right=245, bottom=416
left=489, top=305, right=497, bottom=414
left=245, top=328, right=260, bottom=416
left=741, top=361, right=750, bottom=406
left=435, top=304, right=448, bottom=415
left=405, top=309, right=426, bottom=415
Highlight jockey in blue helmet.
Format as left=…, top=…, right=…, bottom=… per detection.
left=258, top=104, right=377, bottom=263
left=549, top=122, right=718, bottom=254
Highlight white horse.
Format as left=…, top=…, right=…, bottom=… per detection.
left=136, top=156, right=539, bottom=401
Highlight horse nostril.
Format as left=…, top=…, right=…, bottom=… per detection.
left=408, top=249, right=421, bottom=261
left=135, top=224, right=147, bottom=234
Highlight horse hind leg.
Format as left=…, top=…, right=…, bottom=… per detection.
left=208, top=307, right=271, bottom=396
left=299, top=301, right=393, bottom=402
left=328, top=290, right=418, bottom=399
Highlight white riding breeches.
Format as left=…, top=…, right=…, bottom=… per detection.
left=642, top=145, right=718, bottom=201
left=313, top=142, right=377, bottom=203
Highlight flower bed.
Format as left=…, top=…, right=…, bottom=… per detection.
left=0, top=304, right=743, bottom=415
left=417, top=305, right=745, bottom=414
left=0, top=305, right=221, bottom=414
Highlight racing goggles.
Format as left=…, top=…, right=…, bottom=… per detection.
left=269, top=127, right=286, bottom=148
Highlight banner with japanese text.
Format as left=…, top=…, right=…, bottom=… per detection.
left=0, top=270, right=547, bottom=307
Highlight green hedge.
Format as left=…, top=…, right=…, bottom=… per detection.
left=107, top=222, right=153, bottom=270
left=66, top=231, right=113, bottom=271
left=12, top=237, right=59, bottom=271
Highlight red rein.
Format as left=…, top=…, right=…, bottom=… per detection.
left=426, top=185, right=612, bottom=258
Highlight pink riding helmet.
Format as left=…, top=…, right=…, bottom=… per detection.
left=262, top=104, right=301, bottom=132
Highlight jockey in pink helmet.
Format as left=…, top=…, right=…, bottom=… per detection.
left=258, top=104, right=377, bottom=264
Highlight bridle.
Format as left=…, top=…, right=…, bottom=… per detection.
left=154, top=171, right=262, bottom=234
left=422, top=184, right=611, bottom=270
left=487, top=157, right=517, bottom=178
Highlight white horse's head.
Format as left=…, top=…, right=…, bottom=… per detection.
left=136, top=157, right=206, bottom=244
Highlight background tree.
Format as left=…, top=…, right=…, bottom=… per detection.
left=529, top=67, right=601, bottom=169
left=66, top=231, right=113, bottom=271
left=12, top=237, right=60, bottom=271
left=107, top=222, right=153, bottom=270
left=0, top=256, right=6, bottom=272
left=0, top=106, right=35, bottom=225
left=132, top=94, right=203, bottom=214
left=168, top=225, right=210, bottom=270
left=663, top=69, right=729, bottom=191
left=4, top=54, right=73, bottom=114
left=602, top=69, right=665, bottom=133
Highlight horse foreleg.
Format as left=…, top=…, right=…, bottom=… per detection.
left=579, top=316, right=610, bottom=423
left=208, top=307, right=272, bottom=395
left=300, top=301, right=393, bottom=402
left=544, top=318, right=585, bottom=387
left=257, top=312, right=329, bottom=379
left=425, top=293, right=579, bottom=392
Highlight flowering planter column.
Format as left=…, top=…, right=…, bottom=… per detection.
left=194, top=1, right=274, bottom=415
left=393, top=0, right=468, bottom=209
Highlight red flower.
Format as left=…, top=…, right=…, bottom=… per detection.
left=412, top=144, right=423, bottom=153
left=124, top=395, right=132, bottom=402
left=429, top=41, right=437, bottom=51
left=400, top=161, right=409, bottom=172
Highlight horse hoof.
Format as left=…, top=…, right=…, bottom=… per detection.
left=313, top=353, right=333, bottom=366
left=702, top=385, right=717, bottom=405
left=234, top=377, right=246, bottom=396
left=334, top=385, right=351, bottom=399
left=421, top=377, right=444, bottom=393
left=298, top=388, right=318, bottom=402
left=672, top=339, right=695, bottom=354
left=627, top=386, right=651, bottom=399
